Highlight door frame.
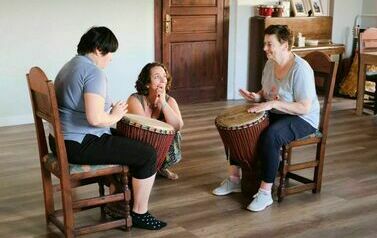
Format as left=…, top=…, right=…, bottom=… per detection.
left=154, top=0, right=230, bottom=99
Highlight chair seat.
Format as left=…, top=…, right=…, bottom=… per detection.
left=366, top=72, right=377, bottom=79
left=296, top=130, right=322, bottom=141
left=44, top=153, right=118, bottom=175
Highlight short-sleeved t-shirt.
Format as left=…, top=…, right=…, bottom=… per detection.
left=54, top=55, right=111, bottom=143
left=261, top=54, right=320, bottom=129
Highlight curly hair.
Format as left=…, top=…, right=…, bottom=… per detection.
left=135, top=62, right=172, bottom=95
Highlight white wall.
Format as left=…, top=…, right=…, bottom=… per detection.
left=360, top=0, right=377, bottom=28
left=331, top=0, right=363, bottom=57
left=0, top=0, right=154, bottom=127
left=227, top=0, right=272, bottom=100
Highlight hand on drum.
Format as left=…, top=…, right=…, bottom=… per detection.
left=111, top=100, right=128, bottom=120
left=239, top=88, right=261, bottom=102
left=247, top=101, right=274, bottom=113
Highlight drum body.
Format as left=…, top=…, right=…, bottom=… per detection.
left=116, top=114, right=175, bottom=169
left=215, top=104, right=269, bottom=196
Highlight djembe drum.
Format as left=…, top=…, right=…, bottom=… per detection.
left=215, top=104, right=269, bottom=197
left=116, top=114, right=175, bottom=169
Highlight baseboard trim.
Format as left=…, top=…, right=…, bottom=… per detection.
left=0, top=115, right=33, bottom=127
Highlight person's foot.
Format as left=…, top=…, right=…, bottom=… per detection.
left=246, top=189, right=273, bottom=212
left=158, top=168, right=179, bottom=180
left=131, top=211, right=167, bottom=230
left=212, top=177, right=241, bottom=196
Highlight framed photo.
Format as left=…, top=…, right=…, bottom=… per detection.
left=291, top=0, right=307, bottom=17
left=309, top=0, right=323, bottom=16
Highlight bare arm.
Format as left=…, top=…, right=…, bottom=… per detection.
left=239, top=88, right=263, bottom=102
left=127, top=95, right=146, bottom=116
left=161, top=97, right=184, bottom=131
left=85, top=93, right=127, bottom=127
left=154, top=83, right=184, bottom=131
left=128, top=94, right=183, bottom=131
left=247, top=98, right=312, bottom=115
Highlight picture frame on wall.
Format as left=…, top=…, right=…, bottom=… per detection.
left=291, top=0, right=307, bottom=17
left=309, top=0, right=323, bottom=16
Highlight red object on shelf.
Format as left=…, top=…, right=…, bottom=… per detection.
left=258, top=5, right=273, bottom=17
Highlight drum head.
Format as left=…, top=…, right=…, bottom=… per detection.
left=215, top=104, right=266, bottom=128
left=122, top=113, right=174, bottom=132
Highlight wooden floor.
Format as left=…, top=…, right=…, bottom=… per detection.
left=1, top=97, right=377, bottom=238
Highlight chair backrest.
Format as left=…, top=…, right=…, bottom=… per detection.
left=359, top=27, right=377, bottom=53
left=303, top=52, right=338, bottom=138
left=26, top=67, right=69, bottom=177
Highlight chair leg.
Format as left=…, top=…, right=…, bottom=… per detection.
left=313, top=142, right=326, bottom=193
left=122, top=168, right=132, bottom=231
left=59, top=181, right=75, bottom=238
left=98, top=179, right=106, bottom=219
left=278, top=147, right=290, bottom=202
left=373, top=88, right=377, bottom=115
left=40, top=167, right=55, bottom=224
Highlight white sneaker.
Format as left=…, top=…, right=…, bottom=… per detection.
left=246, top=189, right=273, bottom=212
left=212, top=177, right=241, bottom=196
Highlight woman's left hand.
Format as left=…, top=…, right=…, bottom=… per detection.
left=247, top=101, right=275, bottom=113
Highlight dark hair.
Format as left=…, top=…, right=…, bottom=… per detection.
left=264, top=25, right=293, bottom=50
left=135, top=62, right=172, bottom=95
left=77, top=26, right=118, bottom=55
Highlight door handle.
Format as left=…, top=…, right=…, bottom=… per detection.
left=164, top=14, right=171, bottom=34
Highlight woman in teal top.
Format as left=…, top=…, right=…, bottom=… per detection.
left=127, top=62, right=184, bottom=180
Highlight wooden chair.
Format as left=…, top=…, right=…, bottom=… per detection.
left=277, top=51, right=338, bottom=202
left=359, top=27, right=377, bottom=114
left=26, top=67, right=132, bottom=237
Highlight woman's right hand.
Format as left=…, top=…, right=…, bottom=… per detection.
left=239, top=88, right=261, bottom=102
left=111, top=100, right=128, bottom=121
left=154, top=82, right=167, bottom=108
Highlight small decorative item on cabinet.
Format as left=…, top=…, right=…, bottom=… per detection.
left=257, top=5, right=274, bottom=17
left=272, top=5, right=284, bottom=17
left=305, top=39, right=319, bottom=46
left=309, top=0, right=323, bottom=16
left=297, top=32, right=306, bottom=47
left=279, top=0, right=291, bottom=17
left=291, top=0, right=308, bottom=17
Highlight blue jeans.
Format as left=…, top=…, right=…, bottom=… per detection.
left=259, top=113, right=316, bottom=183
left=230, top=112, right=316, bottom=183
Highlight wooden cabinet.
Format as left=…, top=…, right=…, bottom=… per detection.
left=248, top=16, right=345, bottom=91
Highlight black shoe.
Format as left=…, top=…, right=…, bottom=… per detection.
left=131, top=211, right=167, bottom=230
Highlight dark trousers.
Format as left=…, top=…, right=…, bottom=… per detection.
left=231, top=112, right=316, bottom=183
left=49, top=129, right=157, bottom=179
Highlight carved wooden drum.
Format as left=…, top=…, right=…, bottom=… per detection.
left=116, top=114, right=175, bottom=169
left=215, top=104, right=269, bottom=196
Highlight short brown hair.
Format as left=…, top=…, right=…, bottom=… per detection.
left=264, top=25, right=293, bottom=50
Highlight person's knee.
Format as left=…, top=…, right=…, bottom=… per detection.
left=133, top=144, right=157, bottom=179
left=260, top=127, right=285, bottom=152
left=144, top=144, right=157, bottom=169
left=261, top=127, right=279, bottom=144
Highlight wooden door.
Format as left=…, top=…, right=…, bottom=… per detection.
left=155, top=0, right=228, bottom=103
